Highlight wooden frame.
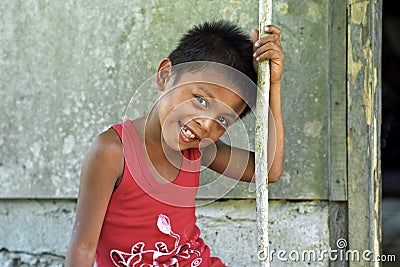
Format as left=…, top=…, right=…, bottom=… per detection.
left=347, top=0, right=382, bottom=266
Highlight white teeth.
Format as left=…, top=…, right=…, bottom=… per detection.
left=181, top=126, right=195, bottom=139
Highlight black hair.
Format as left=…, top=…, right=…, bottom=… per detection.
left=167, top=20, right=257, bottom=117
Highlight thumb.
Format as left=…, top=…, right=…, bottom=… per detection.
left=251, top=29, right=259, bottom=52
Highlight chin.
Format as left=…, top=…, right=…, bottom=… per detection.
left=161, top=135, right=184, bottom=152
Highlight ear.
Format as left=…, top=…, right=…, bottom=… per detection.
left=156, top=58, right=173, bottom=91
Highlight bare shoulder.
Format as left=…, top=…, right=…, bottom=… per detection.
left=93, top=128, right=123, bottom=154
left=82, top=128, right=124, bottom=182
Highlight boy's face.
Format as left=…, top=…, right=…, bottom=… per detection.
left=156, top=69, right=247, bottom=151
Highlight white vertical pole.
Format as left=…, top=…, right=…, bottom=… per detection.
left=255, top=0, right=272, bottom=266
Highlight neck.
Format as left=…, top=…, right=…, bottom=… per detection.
left=129, top=105, right=161, bottom=149
left=142, top=105, right=180, bottom=156
left=137, top=106, right=183, bottom=180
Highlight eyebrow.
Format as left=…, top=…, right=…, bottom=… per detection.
left=198, top=86, right=215, bottom=98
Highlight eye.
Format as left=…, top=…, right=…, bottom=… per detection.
left=195, top=95, right=208, bottom=107
left=217, top=116, right=229, bottom=127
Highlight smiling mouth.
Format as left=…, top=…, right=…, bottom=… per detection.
left=181, top=125, right=196, bottom=139
left=179, top=122, right=198, bottom=140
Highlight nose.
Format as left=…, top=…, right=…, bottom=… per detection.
left=194, top=116, right=214, bottom=133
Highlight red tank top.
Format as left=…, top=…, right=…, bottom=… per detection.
left=95, top=121, right=226, bottom=267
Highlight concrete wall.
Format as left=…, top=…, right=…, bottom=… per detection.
left=0, top=0, right=343, bottom=266
left=0, top=200, right=330, bottom=266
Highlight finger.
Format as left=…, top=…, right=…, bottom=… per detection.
left=253, top=42, right=283, bottom=59
left=255, top=25, right=281, bottom=47
left=255, top=49, right=284, bottom=62
left=256, top=33, right=281, bottom=47
left=264, top=25, right=281, bottom=36
left=258, top=25, right=281, bottom=46
left=252, top=29, right=259, bottom=43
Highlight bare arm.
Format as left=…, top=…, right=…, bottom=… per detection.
left=267, top=81, right=285, bottom=182
left=202, top=100, right=284, bottom=183
left=65, top=129, right=124, bottom=267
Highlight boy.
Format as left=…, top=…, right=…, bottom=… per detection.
left=65, top=20, right=284, bottom=266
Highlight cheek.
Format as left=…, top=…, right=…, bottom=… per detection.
left=158, top=107, right=187, bottom=132
left=167, top=101, right=197, bottom=120
left=158, top=96, right=180, bottom=120
left=210, top=124, right=228, bottom=141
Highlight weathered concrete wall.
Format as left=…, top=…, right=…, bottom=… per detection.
left=0, top=0, right=340, bottom=200
left=0, top=200, right=330, bottom=267
left=0, top=0, right=342, bottom=266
